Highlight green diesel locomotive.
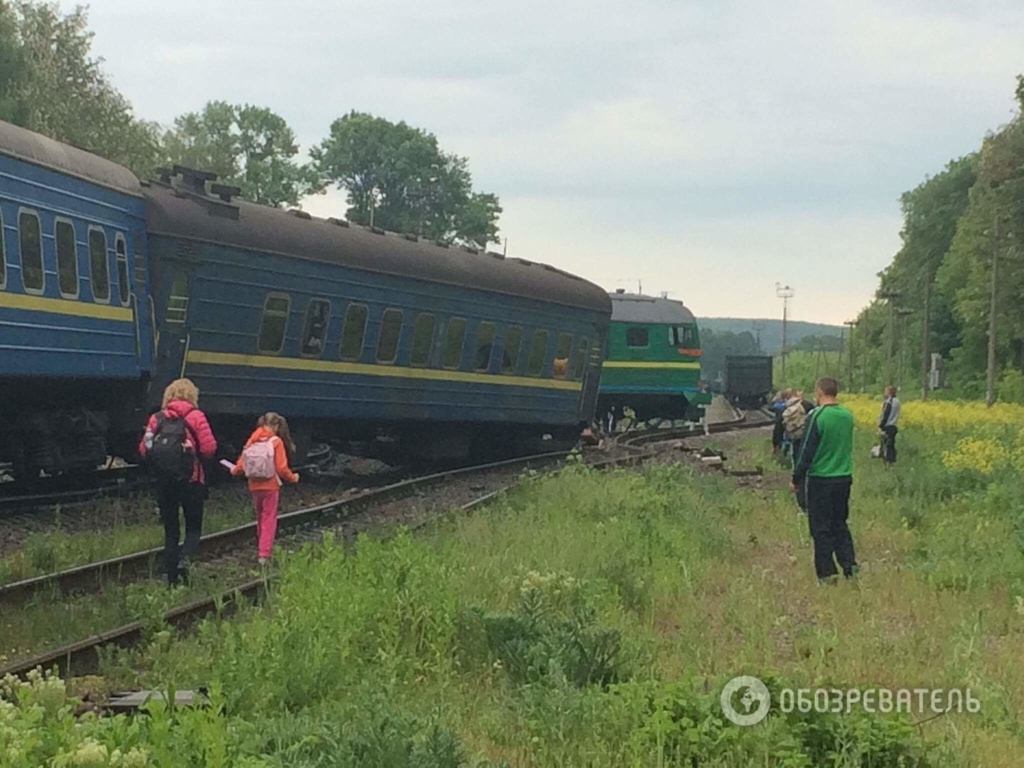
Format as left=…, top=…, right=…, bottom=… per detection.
left=597, top=290, right=711, bottom=426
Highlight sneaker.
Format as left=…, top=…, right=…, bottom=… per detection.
left=258, top=557, right=268, bottom=566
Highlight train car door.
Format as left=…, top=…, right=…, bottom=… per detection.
left=151, top=265, right=192, bottom=402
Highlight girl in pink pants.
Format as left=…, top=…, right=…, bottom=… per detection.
left=232, top=413, right=299, bottom=564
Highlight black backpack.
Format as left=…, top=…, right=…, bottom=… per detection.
left=149, top=409, right=197, bottom=483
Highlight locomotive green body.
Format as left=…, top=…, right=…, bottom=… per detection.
left=597, top=291, right=711, bottom=423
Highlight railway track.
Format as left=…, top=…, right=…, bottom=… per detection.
left=0, top=466, right=145, bottom=516
left=618, top=403, right=773, bottom=450
left=0, top=449, right=653, bottom=679
left=0, top=405, right=773, bottom=681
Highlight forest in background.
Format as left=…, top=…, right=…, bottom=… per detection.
left=852, top=78, right=1024, bottom=402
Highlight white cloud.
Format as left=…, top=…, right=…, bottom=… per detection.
left=78, top=0, right=1024, bottom=323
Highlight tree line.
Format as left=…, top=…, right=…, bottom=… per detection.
left=853, top=77, right=1024, bottom=401
left=0, top=1, right=500, bottom=248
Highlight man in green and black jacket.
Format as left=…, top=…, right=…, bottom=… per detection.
left=790, top=377, right=858, bottom=582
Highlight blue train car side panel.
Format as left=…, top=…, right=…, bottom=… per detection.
left=144, top=178, right=610, bottom=451
left=0, top=141, right=153, bottom=379
left=150, top=235, right=598, bottom=427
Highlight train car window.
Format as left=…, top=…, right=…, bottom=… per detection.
left=527, top=329, right=548, bottom=376
left=340, top=303, right=369, bottom=361
left=55, top=219, right=78, bottom=298
left=410, top=313, right=436, bottom=367
left=672, top=325, right=698, bottom=347
left=257, top=293, right=290, bottom=354
left=553, top=332, right=572, bottom=379
left=625, top=326, right=648, bottom=347
left=501, top=326, right=523, bottom=374
left=473, top=321, right=496, bottom=372
left=442, top=317, right=467, bottom=369
left=115, top=234, right=130, bottom=306
left=0, top=210, right=5, bottom=288
left=300, top=298, right=331, bottom=357
left=18, top=211, right=43, bottom=293
left=376, top=308, right=403, bottom=363
left=574, top=338, right=589, bottom=380
left=88, top=227, right=110, bottom=302
left=165, top=271, right=189, bottom=324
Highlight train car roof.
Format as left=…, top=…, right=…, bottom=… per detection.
left=608, top=291, right=696, bottom=324
left=143, top=181, right=611, bottom=315
left=0, top=120, right=142, bottom=197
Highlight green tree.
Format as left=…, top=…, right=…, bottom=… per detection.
left=859, top=155, right=977, bottom=392
left=311, top=111, right=502, bottom=247
left=854, top=77, right=1024, bottom=399
left=161, top=101, right=321, bottom=207
left=0, top=0, right=160, bottom=176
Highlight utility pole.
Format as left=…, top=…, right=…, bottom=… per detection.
left=752, top=321, right=765, bottom=351
left=897, top=308, right=913, bottom=391
left=921, top=268, right=932, bottom=400
left=880, top=289, right=902, bottom=387
left=987, top=213, right=999, bottom=408
left=775, top=283, right=794, bottom=381
left=844, top=320, right=856, bottom=391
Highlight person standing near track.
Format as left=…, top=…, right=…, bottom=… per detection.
left=231, top=412, right=299, bottom=565
left=878, top=385, right=901, bottom=464
left=771, top=389, right=792, bottom=456
left=782, top=389, right=816, bottom=512
left=790, top=377, right=857, bottom=583
left=139, top=378, right=217, bottom=586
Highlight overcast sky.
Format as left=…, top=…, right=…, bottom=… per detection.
left=82, top=0, right=1023, bottom=324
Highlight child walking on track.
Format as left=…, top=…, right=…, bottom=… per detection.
left=232, top=413, right=299, bottom=564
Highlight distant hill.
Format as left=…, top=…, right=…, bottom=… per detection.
left=697, top=318, right=843, bottom=355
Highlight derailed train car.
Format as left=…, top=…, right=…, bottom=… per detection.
left=0, top=119, right=611, bottom=478
left=144, top=170, right=611, bottom=459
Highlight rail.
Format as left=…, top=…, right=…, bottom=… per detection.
left=0, top=411, right=775, bottom=680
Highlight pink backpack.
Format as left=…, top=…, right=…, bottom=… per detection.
left=241, top=437, right=277, bottom=480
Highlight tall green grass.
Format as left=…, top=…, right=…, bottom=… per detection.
left=4, top=424, right=1023, bottom=765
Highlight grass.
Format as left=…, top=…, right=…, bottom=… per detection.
left=4, top=411, right=1024, bottom=765
left=0, top=482, right=350, bottom=585
left=0, top=560, right=258, bottom=670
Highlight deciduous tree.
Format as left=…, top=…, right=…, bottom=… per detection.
left=0, top=1, right=160, bottom=176
left=161, top=101, right=321, bottom=207
left=311, top=111, right=501, bottom=247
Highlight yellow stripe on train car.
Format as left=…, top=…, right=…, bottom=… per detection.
left=185, top=350, right=584, bottom=391
left=0, top=291, right=133, bottom=321
left=602, top=361, right=701, bottom=369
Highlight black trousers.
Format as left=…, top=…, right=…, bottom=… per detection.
left=791, top=438, right=807, bottom=512
left=156, top=481, right=205, bottom=584
left=881, top=425, right=898, bottom=463
left=806, top=477, right=856, bottom=580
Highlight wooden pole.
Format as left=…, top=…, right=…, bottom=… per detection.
left=921, top=270, right=932, bottom=400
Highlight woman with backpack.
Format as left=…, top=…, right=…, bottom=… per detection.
left=231, top=412, right=299, bottom=564
left=138, top=378, right=218, bottom=585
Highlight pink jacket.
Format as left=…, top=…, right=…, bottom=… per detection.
left=138, top=399, right=217, bottom=484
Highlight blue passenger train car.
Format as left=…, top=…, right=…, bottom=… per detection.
left=0, top=121, right=154, bottom=476
left=143, top=169, right=610, bottom=458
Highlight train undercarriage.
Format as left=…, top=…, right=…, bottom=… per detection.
left=596, top=393, right=705, bottom=428
left=0, top=377, right=150, bottom=485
